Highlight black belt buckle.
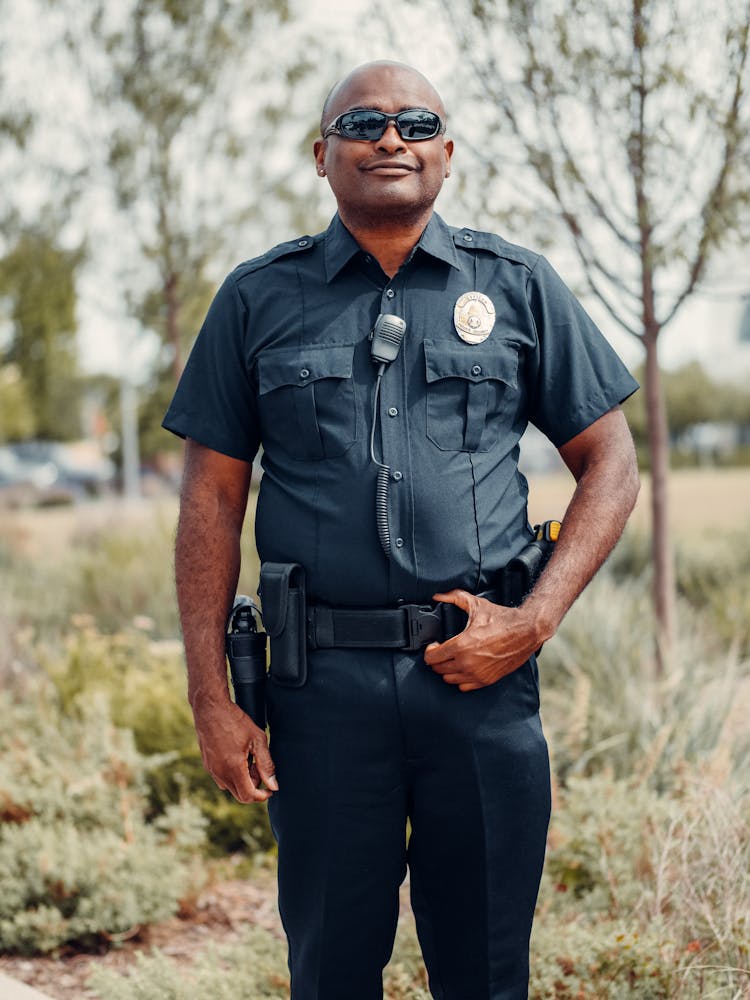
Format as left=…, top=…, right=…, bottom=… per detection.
left=403, top=603, right=443, bottom=651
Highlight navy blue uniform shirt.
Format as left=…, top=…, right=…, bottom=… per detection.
left=164, top=213, right=637, bottom=606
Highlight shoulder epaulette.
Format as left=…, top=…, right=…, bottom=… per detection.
left=452, top=228, right=539, bottom=270
left=232, top=235, right=317, bottom=280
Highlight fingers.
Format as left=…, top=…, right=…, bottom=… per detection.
left=432, top=588, right=475, bottom=612
left=218, top=753, right=272, bottom=804
left=199, top=719, right=278, bottom=804
left=424, top=639, right=456, bottom=667
left=250, top=734, right=279, bottom=792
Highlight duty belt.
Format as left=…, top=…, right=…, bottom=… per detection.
left=306, top=573, right=526, bottom=653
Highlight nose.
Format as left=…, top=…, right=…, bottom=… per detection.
left=376, top=120, right=406, bottom=153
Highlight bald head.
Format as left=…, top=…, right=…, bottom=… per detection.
left=320, top=61, right=447, bottom=134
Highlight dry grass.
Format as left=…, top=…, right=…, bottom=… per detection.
left=5, top=466, right=748, bottom=563
left=527, top=466, right=750, bottom=538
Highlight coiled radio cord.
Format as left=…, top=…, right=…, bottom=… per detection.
left=370, top=370, right=393, bottom=557
left=367, top=313, right=407, bottom=559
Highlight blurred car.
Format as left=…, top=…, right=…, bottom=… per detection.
left=0, top=441, right=116, bottom=507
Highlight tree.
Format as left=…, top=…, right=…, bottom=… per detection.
left=54, top=0, right=330, bottom=465
left=0, top=365, right=35, bottom=442
left=61, top=0, right=324, bottom=372
left=0, top=226, right=85, bottom=440
left=409, top=0, right=750, bottom=664
left=0, top=0, right=33, bottom=177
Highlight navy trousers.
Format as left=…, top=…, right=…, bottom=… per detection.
left=267, top=648, right=551, bottom=1000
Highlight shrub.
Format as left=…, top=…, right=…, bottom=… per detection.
left=87, top=912, right=431, bottom=1000
left=88, top=926, right=290, bottom=1000
left=531, top=774, right=750, bottom=998
left=0, top=682, right=205, bottom=954
left=38, top=624, right=275, bottom=855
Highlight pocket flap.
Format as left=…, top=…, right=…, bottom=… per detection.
left=424, top=339, right=519, bottom=389
left=259, top=562, right=305, bottom=638
left=258, top=344, right=355, bottom=394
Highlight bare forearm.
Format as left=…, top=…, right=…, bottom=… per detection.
left=175, top=444, right=251, bottom=710
left=524, top=411, right=640, bottom=640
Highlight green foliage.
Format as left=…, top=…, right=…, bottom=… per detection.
left=1, top=502, right=271, bottom=856
left=88, top=926, right=290, bottom=999
left=3, top=500, right=749, bottom=988
left=39, top=624, right=275, bottom=857
left=74, top=0, right=310, bottom=388
left=622, top=362, right=750, bottom=465
left=530, top=777, right=750, bottom=998
left=0, top=364, right=35, bottom=442
left=544, top=776, right=670, bottom=909
left=0, top=226, right=85, bottom=440
left=0, top=683, right=205, bottom=954
left=86, top=913, right=430, bottom=999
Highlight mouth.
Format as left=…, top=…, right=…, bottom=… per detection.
left=363, top=161, right=416, bottom=175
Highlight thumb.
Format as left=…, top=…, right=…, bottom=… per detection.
left=250, top=733, right=279, bottom=791
left=433, top=588, right=474, bottom=613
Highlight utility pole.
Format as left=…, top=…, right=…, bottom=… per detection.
left=119, top=375, right=140, bottom=499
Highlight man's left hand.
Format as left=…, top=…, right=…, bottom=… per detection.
left=423, top=590, right=547, bottom=691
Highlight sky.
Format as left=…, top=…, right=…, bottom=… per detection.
left=4, top=0, right=749, bottom=383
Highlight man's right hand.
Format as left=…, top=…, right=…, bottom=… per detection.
left=192, top=699, right=278, bottom=803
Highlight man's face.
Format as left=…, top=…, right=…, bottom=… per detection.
left=313, top=64, right=453, bottom=228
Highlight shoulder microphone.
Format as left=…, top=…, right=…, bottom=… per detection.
left=369, top=313, right=407, bottom=371
left=368, top=314, right=407, bottom=558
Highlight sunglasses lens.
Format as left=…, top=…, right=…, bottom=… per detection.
left=397, top=111, right=442, bottom=139
left=339, top=111, right=389, bottom=140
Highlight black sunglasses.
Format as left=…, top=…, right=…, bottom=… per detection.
left=322, top=108, right=446, bottom=142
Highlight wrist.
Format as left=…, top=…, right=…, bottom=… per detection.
left=519, top=595, right=561, bottom=646
left=188, top=678, right=232, bottom=715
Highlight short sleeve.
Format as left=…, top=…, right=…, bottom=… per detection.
left=162, top=274, right=260, bottom=462
left=526, top=256, right=639, bottom=447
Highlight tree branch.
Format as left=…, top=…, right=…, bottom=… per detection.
left=659, top=10, right=750, bottom=328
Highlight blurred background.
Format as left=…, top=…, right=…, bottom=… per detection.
left=1, top=1, right=749, bottom=998
left=1, top=0, right=749, bottom=504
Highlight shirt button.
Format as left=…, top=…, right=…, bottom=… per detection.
left=395, top=537, right=404, bottom=548
left=463, top=233, right=473, bottom=242
left=392, top=470, right=403, bottom=481
left=471, top=365, right=482, bottom=376
left=298, top=239, right=309, bottom=247
left=387, top=407, right=398, bottom=417
left=299, top=368, right=310, bottom=379
left=385, top=289, right=395, bottom=299
left=364, top=255, right=372, bottom=263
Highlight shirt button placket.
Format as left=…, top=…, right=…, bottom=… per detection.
left=378, top=281, right=411, bottom=589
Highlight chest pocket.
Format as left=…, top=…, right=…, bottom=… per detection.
left=257, top=344, right=358, bottom=461
left=424, top=339, right=520, bottom=453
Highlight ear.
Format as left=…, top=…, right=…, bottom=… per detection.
left=443, top=138, right=454, bottom=178
left=313, top=138, right=327, bottom=177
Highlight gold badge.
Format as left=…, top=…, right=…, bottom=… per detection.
left=453, top=292, right=496, bottom=344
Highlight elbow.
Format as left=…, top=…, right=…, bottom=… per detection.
left=624, top=446, right=641, bottom=513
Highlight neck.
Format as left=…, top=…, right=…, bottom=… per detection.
left=339, top=208, right=433, bottom=278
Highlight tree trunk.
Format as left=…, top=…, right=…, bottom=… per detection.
left=643, top=325, right=676, bottom=672
left=165, top=272, right=182, bottom=382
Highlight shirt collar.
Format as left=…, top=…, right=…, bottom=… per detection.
left=323, top=212, right=460, bottom=283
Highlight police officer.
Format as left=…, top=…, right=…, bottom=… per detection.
left=165, top=61, right=639, bottom=1000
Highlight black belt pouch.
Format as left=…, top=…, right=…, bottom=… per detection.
left=259, top=562, right=307, bottom=687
